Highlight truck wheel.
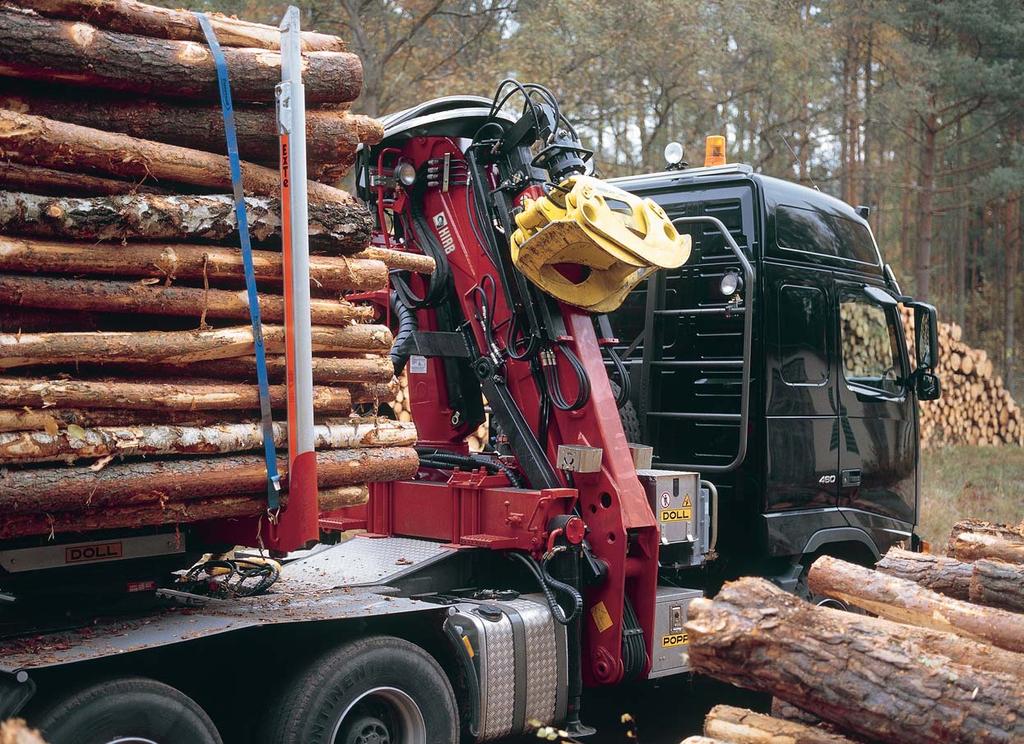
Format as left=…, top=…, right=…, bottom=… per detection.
left=30, top=676, right=222, bottom=744
left=263, top=635, right=458, bottom=744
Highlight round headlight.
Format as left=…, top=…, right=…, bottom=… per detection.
left=664, top=141, right=684, bottom=166
left=396, top=160, right=417, bottom=186
left=720, top=270, right=743, bottom=296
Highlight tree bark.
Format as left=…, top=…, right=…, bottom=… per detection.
left=0, top=324, right=392, bottom=368
left=0, top=237, right=387, bottom=293
left=0, top=417, right=416, bottom=464
left=703, top=705, right=856, bottom=744
left=349, top=382, right=398, bottom=404
left=0, top=86, right=381, bottom=170
left=0, top=377, right=354, bottom=412
left=0, top=275, right=375, bottom=326
left=686, top=577, right=1024, bottom=744
left=0, top=483, right=368, bottom=539
left=949, top=532, right=1024, bottom=565
left=875, top=547, right=972, bottom=601
left=0, top=111, right=354, bottom=204
left=946, top=519, right=1024, bottom=553
left=109, top=355, right=395, bottom=385
left=353, top=246, right=437, bottom=274
left=807, top=555, right=1024, bottom=653
left=0, top=161, right=168, bottom=196
left=17, top=0, right=346, bottom=52
left=0, top=446, right=418, bottom=518
left=0, top=10, right=361, bottom=104
left=0, top=192, right=373, bottom=253
left=0, top=407, right=257, bottom=432
left=970, top=559, right=1024, bottom=613
left=915, top=111, right=937, bottom=299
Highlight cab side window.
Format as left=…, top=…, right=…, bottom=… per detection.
left=778, top=285, right=829, bottom=386
left=839, top=291, right=903, bottom=395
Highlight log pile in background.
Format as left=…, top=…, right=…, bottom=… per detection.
left=900, top=307, right=1022, bottom=446
left=0, top=0, right=433, bottom=540
left=684, top=519, right=1024, bottom=743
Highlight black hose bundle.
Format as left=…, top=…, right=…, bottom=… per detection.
left=389, top=294, right=418, bottom=375
left=508, top=551, right=582, bottom=626
left=415, top=447, right=524, bottom=488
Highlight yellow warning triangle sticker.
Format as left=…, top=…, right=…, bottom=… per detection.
left=682, top=495, right=692, bottom=507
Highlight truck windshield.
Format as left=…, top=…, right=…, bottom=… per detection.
left=777, top=205, right=879, bottom=265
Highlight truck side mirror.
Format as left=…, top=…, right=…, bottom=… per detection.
left=907, top=302, right=939, bottom=370
left=915, top=370, right=941, bottom=400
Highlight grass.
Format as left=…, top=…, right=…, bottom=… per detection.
left=918, top=445, right=1024, bottom=546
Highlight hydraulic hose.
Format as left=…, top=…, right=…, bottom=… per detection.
left=389, top=295, right=418, bottom=375
left=415, top=448, right=524, bottom=488
left=508, top=551, right=582, bottom=626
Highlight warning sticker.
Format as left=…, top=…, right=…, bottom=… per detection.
left=408, top=355, right=428, bottom=374
left=591, top=601, right=614, bottom=633
left=682, top=495, right=692, bottom=508
left=660, top=508, right=692, bottom=522
left=661, top=632, right=689, bottom=648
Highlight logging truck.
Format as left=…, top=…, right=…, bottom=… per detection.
left=0, top=67, right=945, bottom=744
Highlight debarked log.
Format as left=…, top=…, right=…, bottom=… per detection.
left=353, top=246, right=437, bottom=275
left=0, top=323, right=393, bottom=368
left=0, top=10, right=361, bottom=104
left=703, top=705, right=856, bottom=744
left=0, top=407, right=256, bottom=432
left=686, top=577, right=1024, bottom=744
left=17, top=0, right=347, bottom=52
left=0, top=377, right=353, bottom=412
left=0, top=161, right=169, bottom=196
left=948, top=531, right=1024, bottom=565
left=0, top=274, right=375, bottom=326
left=969, top=559, right=1024, bottom=613
left=875, top=547, right=972, bottom=601
left=0, top=192, right=373, bottom=253
left=0, top=446, right=419, bottom=517
left=0, top=418, right=417, bottom=463
left=0, top=484, right=368, bottom=539
left=807, top=554, right=1024, bottom=653
left=0, top=237, right=387, bottom=292
left=0, top=110, right=354, bottom=204
left=0, top=87, right=381, bottom=167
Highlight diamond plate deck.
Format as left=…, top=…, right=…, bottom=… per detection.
left=276, top=536, right=457, bottom=593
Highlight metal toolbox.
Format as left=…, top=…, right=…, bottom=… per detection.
left=648, top=585, right=705, bottom=678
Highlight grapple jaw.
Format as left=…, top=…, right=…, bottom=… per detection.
left=510, top=176, right=692, bottom=312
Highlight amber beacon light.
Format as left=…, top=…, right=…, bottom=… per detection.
left=704, top=135, right=727, bottom=166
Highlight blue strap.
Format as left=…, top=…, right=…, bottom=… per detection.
left=194, top=12, right=281, bottom=511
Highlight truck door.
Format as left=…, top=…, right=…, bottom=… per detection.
left=834, top=282, right=916, bottom=526
left=764, top=263, right=839, bottom=512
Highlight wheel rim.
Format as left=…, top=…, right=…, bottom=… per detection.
left=815, top=596, right=849, bottom=610
left=332, top=686, right=426, bottom=744
left=105, top=738, right=159, bottom=744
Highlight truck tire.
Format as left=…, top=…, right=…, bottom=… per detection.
left=610, top=381, right=642, bottom=443
left=262, top=635, right=459, bottom=744
left=30, top=676, right=222, bottom=744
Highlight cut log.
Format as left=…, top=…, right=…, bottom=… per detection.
left=0, top=10, right=361, bottom=104
left=0, top=161, right=168, bottom=196
left=0, top=446, right=419, bottom=518
left=703, top=705, right=856, bottom=744
left=807, top=555, right=1024, bottom=653
left=0, top=237, right=387, bottom=293
left=350, top=381, right=398, bottom=404
left=353, top=246, right=437, bottom=274
left=0, top=275, right=375, bottom=326
left=0, top=418, right=417, bottom=463
left=686, top=577, right=1024, bottom=744
left=0, top=192, right=373, bottom=253
left=969, top=559, right=1024, bottom=613
left=946, top=518, right=1024, bottom=553
left=874, top=547, right=972, bottom=601
left=0, top=407, right=255, bottom=432
left=0, top=377, right=352, bottom=412
left=0, top=324, right=392, bottom=368
left=17, top=0, right=346, bottom=52
left=949, top=531, right=1024, bottom=565
left=0, top=87, right=381, bottom=168
left=0, top=111, right=354, bottom=204
left=681, top=738, right=728, bottom=744
left=111, top=355, right=395, bottom=385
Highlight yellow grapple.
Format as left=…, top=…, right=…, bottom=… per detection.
left=510, top=175, right=692, bottom=313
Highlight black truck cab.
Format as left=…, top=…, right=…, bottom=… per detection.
left=608, top=163, right=938, bottom=575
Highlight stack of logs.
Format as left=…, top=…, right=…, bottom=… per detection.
left=0, top=0, right=436, bottom=540
left=684, top=517, right=1024, bottom=743
left=900, top=307, right=1021, bottom=447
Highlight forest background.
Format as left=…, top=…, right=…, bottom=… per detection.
left=164, top=0, right=1024, bottom=396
